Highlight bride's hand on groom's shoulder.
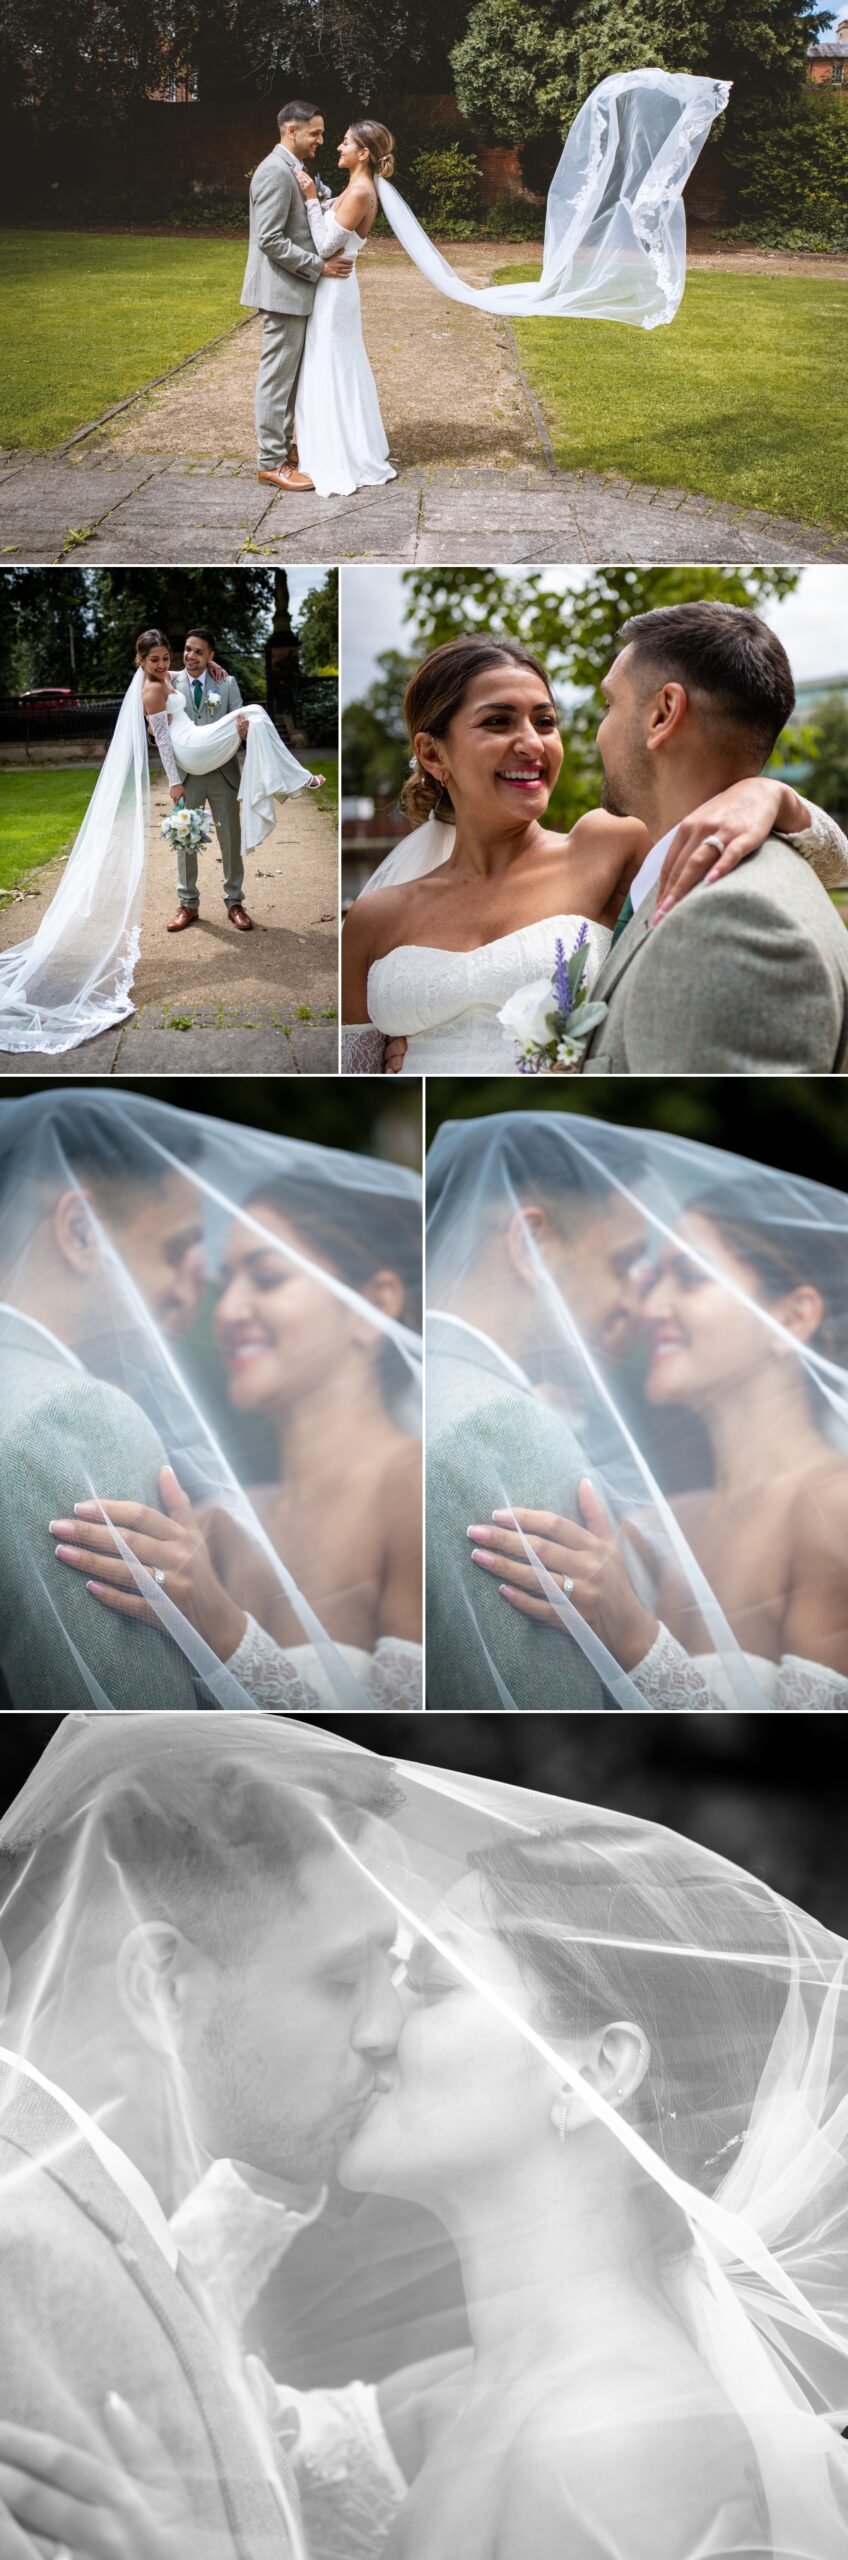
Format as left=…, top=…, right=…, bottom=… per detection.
left=652, top=777, right=808, bottom=921
left=468, top=1481, right=658, bottom=1671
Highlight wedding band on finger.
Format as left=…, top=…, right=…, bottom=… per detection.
left=701, top=834, right=724, bottom=856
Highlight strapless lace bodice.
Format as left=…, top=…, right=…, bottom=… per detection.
left=367, top=914, right=612, bottom=1073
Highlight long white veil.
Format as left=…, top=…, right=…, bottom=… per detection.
left=426, top=1110, right=848, bottom=1712
left=377, top=70, right=730, bottom=331
left=0, top=669, right=150, bottom=1055
left=1, top=1711, right=847, bottom=2557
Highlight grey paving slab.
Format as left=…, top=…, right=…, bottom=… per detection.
left=0, top=1025, right=125, bottom=1076
left=1, top=450, right=845, bottom=565
left=120, top=1019, right=337, bottom=1072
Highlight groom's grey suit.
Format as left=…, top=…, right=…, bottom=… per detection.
left=581, top=835, right=848, bottom=1074
left=426, top=1314, right=608, bottom=1711
left=173, top=669, right=245, bottom=911
left=242, top=145, right=325, bottom=472
left=0, top=1309, right=198, bottom=1711
left=0, top=2063, right=297, bottom=2555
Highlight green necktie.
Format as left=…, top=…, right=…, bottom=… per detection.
left=611, top=890, right=633, bottom=948
left=192, top=678, right=203, bottom=711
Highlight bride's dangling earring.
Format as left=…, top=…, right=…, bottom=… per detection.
left=551, top=2092, right=571, bottom=2143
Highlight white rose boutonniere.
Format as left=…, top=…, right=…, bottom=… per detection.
left=207, top=690, right=221, bottom=711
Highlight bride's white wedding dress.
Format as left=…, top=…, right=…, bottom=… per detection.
left=0, top=671, right=316, bottom=1056
left=295, top=201, right=395, bottom=498
left=152, top=690, right=316, bottom=852
left=367, top=914, right=612, bottom=1074
left=224, top=1617, right=422, bottom=1709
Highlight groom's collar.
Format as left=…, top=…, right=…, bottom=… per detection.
left=0, top=1301, right=84, bottom=1371
left=427, top=1309, right=533, bottom=1393
left=630, top=825, right=677, bottom=914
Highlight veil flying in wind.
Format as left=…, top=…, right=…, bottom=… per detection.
left=0, top=667, right=150, bottom=1055
left=0, top=1090, right=422, bottom=1712
left=0, top=1711, right=847, bottom=2560
left=426, top=1111, right=848, bottom=1712
left=377, top=70, right=730, bottom=331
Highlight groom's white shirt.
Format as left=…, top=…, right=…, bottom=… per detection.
left=0, top=2045, right=178, bottom=2267
left=630, top=800, right=814, bottom=914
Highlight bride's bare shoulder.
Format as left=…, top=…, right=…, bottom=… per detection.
left=568, top=809, right=650, bottom=867
left=497, top=2371, right=759, bottom=2560
left=142, top=677, right=169, bottom=712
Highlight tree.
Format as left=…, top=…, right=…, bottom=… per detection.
left=0, top=0, right=467, bottom=128
left=0, top=570, right=277, bottom=699
left=341, top=649, right=416, bottom=804
left=401, top=566, right=803, bottom=821
left=298, top=570, right=338, bottom=677
left=801, top=693, right=848, bottom=824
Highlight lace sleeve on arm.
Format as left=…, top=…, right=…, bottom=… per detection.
left=267, top=2381, right=407, bottom=2560
left=306, top=200, right=349, bottom=257
left=225, top=1614, right=326, bottom=1709
left=147, top=708, right=182, bottom=791
left=777, top=798, right=848, bottom=890
left=630, top=1622, right=713, bottom=1709
left=341, top=1026, right=389, bottom=1075
left=775, top=1655, right=848, bottom=1710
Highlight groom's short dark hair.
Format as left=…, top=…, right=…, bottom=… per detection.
left=0, top=1098, right=203, bottom=1230
left=185, top=626, right=216, bottom=651
left=618, top=602, right=795, bottom=762
left=278, top=99, right=321, bottom=128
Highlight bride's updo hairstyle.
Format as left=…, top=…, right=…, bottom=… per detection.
left=402, top=636, right=557, bottom=825
left=469, top=1821, right=790, bottom=2261
left=350, top=120, right=395, bottom=179
left=689, top=1183, right=848, bottom=1376
left=245, top=1175, right=421, bottom=1413
left=135, top=628, right=170, bottom=668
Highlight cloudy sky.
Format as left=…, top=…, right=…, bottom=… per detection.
left=340, top=567, right=848, bottom=705
left=287, top=569, right=327, bottom=623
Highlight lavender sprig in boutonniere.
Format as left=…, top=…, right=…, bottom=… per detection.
left=497, top=923, right=608, bottom=1074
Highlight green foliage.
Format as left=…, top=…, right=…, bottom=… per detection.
left=409, top=143, right=481, bottom=236
left=0, top=767, right=100, bottom=891
left=724, top=88, right=848, bottom=249
left=483, top=191, right=545, bottom=240
left=342, top=648, right=416, bottom=806
left=795, top=693, right=848, bottom=820
left=298, top=570, right=339, bottom=680
left=0, top=231, right=246, bottom=450
left=451, top=0, right=574, bottom=145
left=0, top=569, right=276, bottom=699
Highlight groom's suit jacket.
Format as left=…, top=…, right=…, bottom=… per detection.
left=0, top=1309, right=199, bottom=1711
left=581, top=834, right=848, bottom=1074
left=173, top=669, right=244, bottom=805
left=242, top=146, right=325, bottom=316
left=426, top=1314, right=609, bottom=1711
left=0, top=2065, right=297, bottom=2558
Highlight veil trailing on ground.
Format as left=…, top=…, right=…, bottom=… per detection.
left=426, top=1110, right=848, bottom=1711
left=377, top=70, right=730, bottom=332
left=0, top=1090, right=422, bottom=1712
left=0, top=1711, right=847, bottom=2558
left=0, top=668, right=150, bottom=1056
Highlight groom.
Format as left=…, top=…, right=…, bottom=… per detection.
left=168, top=628, right=253, bottom=934
left=582, top=600, right=848, bottom=1074
left=242, top=101, right=353, bottom=493
left=0, top=1716, right=405, bottom=2546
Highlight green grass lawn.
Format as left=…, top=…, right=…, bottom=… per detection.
left=0, top=767, right=99, bottom=892
left=502, top=270, right=848, bottom=531
left=1, top=232, right=247, bottom=448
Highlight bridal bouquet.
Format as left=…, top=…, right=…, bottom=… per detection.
left=498, top=925, right=608, bottom=1074
left=160, top=807, right=215, bottom=854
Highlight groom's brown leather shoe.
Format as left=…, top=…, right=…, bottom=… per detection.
left=167, top=906, right=200, bottom=931
left=257, top=466, right=315, bottom=491
left=227, top=904, right=253, bottom=931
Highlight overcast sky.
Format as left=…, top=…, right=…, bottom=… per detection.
left=288, top=569, right=326, bottom=624
left=340, top=566, right=848, bottom=705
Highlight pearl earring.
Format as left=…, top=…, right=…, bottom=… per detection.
left=552, top=2092, right=571, bottom=2143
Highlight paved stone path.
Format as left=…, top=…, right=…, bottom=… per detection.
left=2, top=239, right=845, bottom=565
left=0, top=767, right=339, bottom=1075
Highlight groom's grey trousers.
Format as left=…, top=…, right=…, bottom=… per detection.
left=241, top=146, right=325, bottom=470
left=172, top=671, right=245, bottom=911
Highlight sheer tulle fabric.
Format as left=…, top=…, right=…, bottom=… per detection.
left=0, top=1090, right=421, bottom=1711
left=0, top=666, right=149, bottom=1055
left=426, top=1111, right=848, bottom=1710
left=377, top=71, right=730, bottom=331
left=0, top=1711, right=847, bottom=2556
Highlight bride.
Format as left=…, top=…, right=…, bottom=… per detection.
left=1, top=1747, right=846, bottom=2560
left=0, top=628, right=321, bottom=1057
left=342, top=635, right=848, bottom=1074
left=293, top=123, right=397, bottom=498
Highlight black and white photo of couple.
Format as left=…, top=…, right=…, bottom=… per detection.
left=0, top=1708, right=847, bottom=2560
left=0, top=1091, right=423, bottom=1712
left=425, top=1101, right=848, bottom=1710
left=0, top=616, right=327, bottom=1057
left=243, top=72, right=729, bottom=501
left=342, top=601, right=848, bottom=1077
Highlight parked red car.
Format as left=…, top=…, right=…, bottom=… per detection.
left=18, top=688, right=82, bottom=713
